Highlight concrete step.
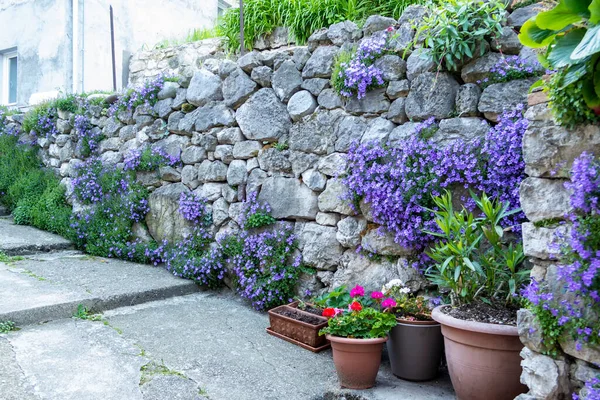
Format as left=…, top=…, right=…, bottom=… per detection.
left=0, top=218, right=74, bottom=256
left=0, top=251, right=199, bottom=326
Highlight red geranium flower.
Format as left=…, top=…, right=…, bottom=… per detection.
left=350, top=301, right=362, bottom=311
left=322, top=308, right=336, bottom=318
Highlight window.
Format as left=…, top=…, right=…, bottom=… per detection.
left=2, top=50, right=17, bottom=105
left=217, top=0, right=231, bottom=18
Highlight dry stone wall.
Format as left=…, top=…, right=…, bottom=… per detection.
left=26, top=6, right=540, bottom=297
left=516, top=94, right=600, bottom=399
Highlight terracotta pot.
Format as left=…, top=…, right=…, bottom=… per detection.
left=432, top=305, right=527, bottom=400
left=326, top=335, right=387, bottom=389
left=268, top=304, right=328, bottom=349
left=387, top=318, right=444, bottom=381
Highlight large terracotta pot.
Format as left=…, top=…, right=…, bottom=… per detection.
left=387, top=318, right=444, bottom=381
left=326, top=335, right=387, bottom=389
left=432, top=305, right=527, bottom=400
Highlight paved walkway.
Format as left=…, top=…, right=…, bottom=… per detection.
left=0, top=218, right=456, bottom=400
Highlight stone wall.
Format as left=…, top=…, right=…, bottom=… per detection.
left=13, top=6, right=542, bottom=297
left=516, top=94, right=600, bottom=399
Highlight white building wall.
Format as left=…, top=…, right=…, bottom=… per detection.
left=0, top=0, right=72, bottom=107
left=81, top=0, right=228, bottom=93
left=0, top=0, right=231, bottom=106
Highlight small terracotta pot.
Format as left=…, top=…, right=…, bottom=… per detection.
left=387, top=318, right=444, bottom=381
left=432, top=305, right=527, bottom=400
left=326, top=335, right=387, bottom=389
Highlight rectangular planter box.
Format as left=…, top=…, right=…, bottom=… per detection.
left=267, top=304, right=329, bottom=350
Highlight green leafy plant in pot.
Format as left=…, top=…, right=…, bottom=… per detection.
left=381, top=280, right=444, bottom=381
left=424, top=191, right=529, bottom=400
left=318, top=285, right=397, bottom=390
left=519, top=0, right=600, bottom=120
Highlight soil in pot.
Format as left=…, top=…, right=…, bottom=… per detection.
left=387, top=318, right=444, bottom=381
left=445, top=300, right=518, bottom=325
left=297, top=304, right=324, bottom=317
left=272, top=307, right=323, bottom=325
left=432, top=305, right=526, bottom=400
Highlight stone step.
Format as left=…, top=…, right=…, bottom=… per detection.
left=0, top=251, right=199, bottom=326
left=0, top=218, right=74, bottom=256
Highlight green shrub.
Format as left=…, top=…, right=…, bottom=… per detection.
left=519, top=0, right=600, bottom=125
left=424, top=191, right=528, bottom=307
left=218, top=0, right=425, bottom=52
left=331, top=48, right=356, bottom=95
left=54, top=95, right=79, bottom=113
left=0, top=135, right=73, bottom=238
left=21, top=101, right=57, bottom=136
left=417, top=0, right=505, bottom=71
left=546, top=67, right=600, bottom=129
left=154, top=27, right=217, bottom=49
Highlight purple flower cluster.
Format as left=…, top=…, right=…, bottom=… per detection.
left=36, top=112, right=59, bottom=140
left=566, top=153, right=600, bottom=214
left=238, top=191, right=275, bottom=229
left=478, top=55, right=540, bottom=88
left=343, top=107, right=527, bottom=251
left=480, top=104, right=528, bottom=228
left=108, top=75, right=167, bottom=116
left=123, top=147, right=181, bottom=171
left=337, top=31, right=390, bottom=99
left=72, top=159, right=106, bottom=204
left=573, top=375, right=600, bottom=400
left=179, top=192, right=210, bottom=224
left=74, top=114, right=102, bottom=157
left=217, top=228, right=302, bottom=311
left=0, top=109, right=20, bottom=137
left=522, top=152, right=600, bottom=352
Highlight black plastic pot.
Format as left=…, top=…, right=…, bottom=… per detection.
left=387, top=318, right=444, bottom=381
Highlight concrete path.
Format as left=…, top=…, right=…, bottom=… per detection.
left=0, top=220, right=456, bottom=400
left=0, top=218, right=73, bottom=255
left=0, top=251, right=199, bottom=325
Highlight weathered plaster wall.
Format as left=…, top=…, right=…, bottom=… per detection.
left=0, top=0, right=233, bottom=106
left=82, top=0, right=233, bottom=93
left=0, top=0, right=72, bottom=106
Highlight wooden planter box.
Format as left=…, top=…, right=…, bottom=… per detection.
left=267, top=303, right=330, bottom=352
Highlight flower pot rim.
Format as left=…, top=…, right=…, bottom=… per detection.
left=268, top=304, right=328, bottom=328
left=325, top=334, right=388, bottom=344
left=431, top=305, right=518, bottom=336
left=395, top=317, right=439, bottom=326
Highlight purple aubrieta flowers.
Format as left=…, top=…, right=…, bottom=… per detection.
left=337, top=31, right=390, bottom=99
left=343, top=106, right=527, bottom=252
left=0, top=108, right=21, bottom=137
left=522, top=151, right=600, bottom=352
left=123, top=147, right=181, bottom=171
left=573, top=375, right=600, bottom=400
left=477, top=55, right=541, bottom=88
left=215, top=228, right=302, bottom=311
left=108, top=74, right=168, bottom=116
left=74, top=114, right=103, bottom=156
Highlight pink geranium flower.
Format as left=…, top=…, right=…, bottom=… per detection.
left=381, top=298, right=397, bottom=308
left=350, top=285, right=365, bottom=297
left=371, top=291, right=384, bottom=299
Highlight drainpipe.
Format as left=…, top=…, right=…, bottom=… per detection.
left=71, top=0, right=85, bottom=93
left=80, top=0, right=84, bottom=92
left=72, top=0, right=78, bottom=93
